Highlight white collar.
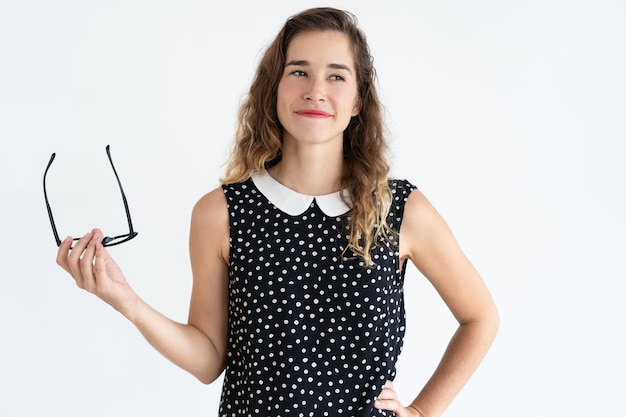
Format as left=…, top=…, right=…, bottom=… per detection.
left=251, top=171, right=351, bottom=216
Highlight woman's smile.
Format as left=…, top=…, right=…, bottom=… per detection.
left=295, top=109, right=332, bottom=118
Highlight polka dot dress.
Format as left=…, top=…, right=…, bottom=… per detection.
left=220, top=173, right=417, bottom=417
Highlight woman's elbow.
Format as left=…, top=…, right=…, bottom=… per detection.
left=195, top=367, right=224, bottom=385
left=482, top=303, right=500, bottom=342
left=463, top=303, right=500, bottom=343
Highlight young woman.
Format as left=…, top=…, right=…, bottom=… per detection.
left=56, top=7, right=498, bottom=417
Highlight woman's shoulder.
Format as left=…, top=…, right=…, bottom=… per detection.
left=190, top=186, right=231, bottom=260
left=192, top=186, right=229, bottom=226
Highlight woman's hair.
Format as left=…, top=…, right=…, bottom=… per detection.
left=222, top=7, right=392, bottom=265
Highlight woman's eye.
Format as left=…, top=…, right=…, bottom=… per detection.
left=330, top=74, right=345, bottom=81
left=291, top=70, right=307, bottom=77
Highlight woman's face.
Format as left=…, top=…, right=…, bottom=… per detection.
left=277, top=30, right=361, bottom=148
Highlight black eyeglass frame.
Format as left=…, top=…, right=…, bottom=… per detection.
left=43, top=145, right=138, bottom=247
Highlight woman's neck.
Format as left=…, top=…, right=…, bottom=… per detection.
left=268, top=140, right=344, bottom=196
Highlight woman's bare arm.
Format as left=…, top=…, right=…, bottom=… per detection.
left=56, top=187, right=230, bottom=384
left=375, top=190, right=499, bottom=417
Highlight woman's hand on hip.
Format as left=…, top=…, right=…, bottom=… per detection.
left=375, top=380, right=425, bottom=417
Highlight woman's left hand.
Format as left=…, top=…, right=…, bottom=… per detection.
left=374, top=380, right=424, bottom=417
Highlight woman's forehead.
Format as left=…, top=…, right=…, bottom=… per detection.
left=285, top=31, right=355, bottom=67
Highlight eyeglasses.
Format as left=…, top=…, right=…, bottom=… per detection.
left=43, top=145, right=138, bottom=248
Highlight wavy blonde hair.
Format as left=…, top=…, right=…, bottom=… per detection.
left=222, top=7, right=393, bottom=265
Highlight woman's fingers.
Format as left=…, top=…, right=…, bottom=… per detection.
left=377, top=380, right=395, bottom=398
left=66, top=232, right=92, bottom=285
left=57, top=230, right=98, bottom=290
left=374, top=380, right=399, bottom=411
left=56, top=236, right=74, bottom=273
left=93, top=241, right=113, bottom=289
left=79, top=230, right=101, bottom=292
left=374, top=380, right=422, bottom=417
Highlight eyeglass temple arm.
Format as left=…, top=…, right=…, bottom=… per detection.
left=105, top=145, right=136, bottom=234
left=43, top=153, right=63, bottom=246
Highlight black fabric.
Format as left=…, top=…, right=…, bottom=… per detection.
left=220, top=178, right=417, bottom=417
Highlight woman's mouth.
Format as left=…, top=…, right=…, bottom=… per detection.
left=296, top=109, right=331, bottom=118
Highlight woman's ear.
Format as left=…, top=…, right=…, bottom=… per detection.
left=351, top=96, right=362, bottom=117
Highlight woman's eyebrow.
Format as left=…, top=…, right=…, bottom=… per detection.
left=328, top=63, right=353, bottom=74
left=285, top=60, right=353, bottom=75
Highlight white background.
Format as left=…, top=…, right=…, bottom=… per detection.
left=1, top=1, right=625, bottom=416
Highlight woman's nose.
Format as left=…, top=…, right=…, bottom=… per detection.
left=304, top=78, right=326, bottom=101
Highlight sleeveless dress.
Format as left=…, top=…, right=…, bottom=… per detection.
left=220, top=172, right=417, bottom=417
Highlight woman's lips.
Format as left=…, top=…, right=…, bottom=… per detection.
left=296, top=109, right=331, bottom=118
